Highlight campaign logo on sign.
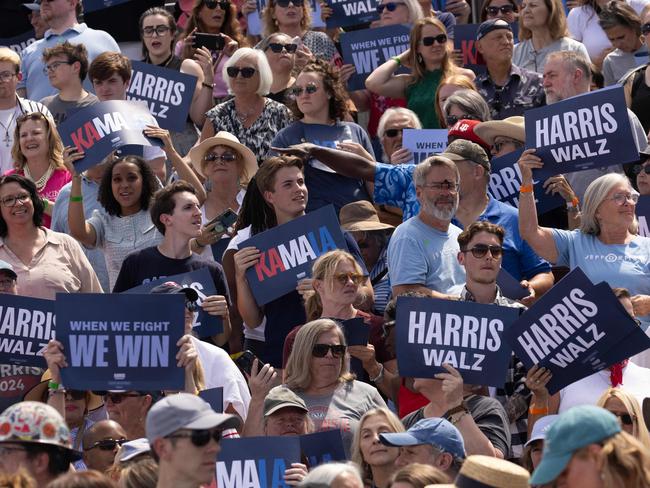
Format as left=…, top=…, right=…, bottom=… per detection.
left=57, top=293, right=185, bottom=391
left=0, top=295, right=55, bottom=368
left=637, top=196, right=650, bottom=238
left=0, top=30, right=36, bottom=57
left=524, top=86, right=638, bottom=180
left=216, top=436, right=301, bottom=488
left=127, top=61, right=196, bottom=132
left=59, top=100, right=162, bottom=172
left=0, top=366, right=44, bottom=413
left=241, top=205, right=348, bottom=305
left=122, top=267, right=223, bottom=338
left=340, top=24, right=411, bottom=91
left=504, top=267, right=650, bottom=394
left=325, top=0, right=379, bottom=29
left=402, top=129, right=448, bottom=164
left=300, top=430, right=346, bottom=468
left=396, top=296, right=519, bottom=386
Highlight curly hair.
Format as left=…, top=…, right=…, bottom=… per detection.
left=262, top=0, right=313, bottom=37
left=98, top=155, right=160, bottom=217
left=289, top=59, right=350, bottom=120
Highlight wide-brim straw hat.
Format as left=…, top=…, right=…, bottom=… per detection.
left=474, top=116, right=525, bottom=146
left=189, top=131, right=258, bottom=184
left=339, top=201, right=394, bottom=232
left=23, top=369, right=104, bottom=411
left=451, top=455, right=530, bottom=488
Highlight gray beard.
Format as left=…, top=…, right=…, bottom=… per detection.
left=422, top=198, right=458, bottom=221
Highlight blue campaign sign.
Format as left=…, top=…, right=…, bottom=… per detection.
left=340, top=24, right=411, bottom=91
left=127, top=61, right=196, bottom=132
left=0, top=295, right=55, bottom=368
left=0, top=30, right=37, bottom=57
left=497, top=269, right=529, bottom=301
left=504, top=267, right=646, bottom=394
left=636, top=196, right=650, bottom=238
left=325, top=0, right=379, bottom=29
left=82, top=0, right=132, bottom=12
left=341, top=317, right=369, bottom=346
left=402, top=129, right=448, bottom=164
left=122, top=268, right=223, bottom=338
left=199, top=387, right=224, bottom=413
left=241, top=205, right=349, bottom=305
left=488, top=148, right=564, bottom=214
left=216, top=436, right=301, bottom=488
left=58, top=100, right=162, bottom=173
left=524, top=86, right=638, bottom=180
left=300, top=430, right=346, bottom=467
left=56, top=293, right=185, bottom=391
left=395, top=296, right=519, bottom=386
left=454, top=24, right=485, bottom=74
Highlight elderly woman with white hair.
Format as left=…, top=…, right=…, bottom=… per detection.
left=299, top=462, right=364, bottom=487
left=201, top=47, right=292, bottom=165
left=442, top=88, right=492, bottom=127
left=376, top=108, right=423, bottom=165
left=518, top=151, right=650, bottom=319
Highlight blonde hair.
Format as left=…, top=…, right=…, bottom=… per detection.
left=518, top=0, right=569, bottom=41
left=0, top=47, right=20, bottom=72
left=407, top=18, right=455, bottom=84
left=305, top=250, right=364, bottom=321
left=262, top=0, right=313, bottom=37
left=596, top=388, right=650, bottom=449
left=284, top=318, right=354, bottom=390
left=12, top=112, right=65, bottom=172
left=351, top=408, right=405, bottom=483
left=579, top=174, right=638, bottom=235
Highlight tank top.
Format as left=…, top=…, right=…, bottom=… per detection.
left=405, top=69, right=443, bottom=129
left=630, top=66, right=650, bottom=133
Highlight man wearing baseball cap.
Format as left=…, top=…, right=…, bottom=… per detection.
left=0, top=259, right=17, bottom=294
left=380, top=418, right=466, bottom=482
left=474, top=19, right=544, bottom=120
left=147, top=393, right=240, bottom=488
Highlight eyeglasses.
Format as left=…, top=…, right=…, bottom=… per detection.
left=382, top=320, right=395, bottom=339
left=633, top=164, right=650, bottom=175
left=0, top=193, right=30, bottom=208
left=493, top=138, right=522, bottom=153
left=185, top=300, right=199, bottom=313
left=446, top=114, right=479, bottom=126
left=85, top=438, right=127, bottom=451
left=267, top=42, right=298, bottom=53
left=461, top=244, right=504, bottom=259
left=226, top=66, right=256, bottom=78
left=486, top=4, right=516, bottom=15
left=204, top=152, right=237, bottom=163
left=610, top=411, right=635, bottom=426
left=377, top=2, right=406, bottom=13
left=142, top=25, right=171, bottom=37
left=276, top=0, right=304, bottom=6
left=384, top=127, right=415, bottom=138
left=333, top=272, right=366, bottom=285
left=291, top=82, right=319, bottom=97
left=204, top=0, right=230, bottom=9
left=42, top=61, right=73, bottom=74
left=421, top=34, right=448, bottom=46
left=606, top=192, right=639, bottom=206
left=0, top=71, right=16, bottom=83
left=420, top=181, right=459, bottom=192
left=104, top=392, right=144, bottom=404
left=166, top=428, right=224, bottom=447
left=642, top=23, right=650, bottom=35
left=0, top=278, right=15, bottom=288
left=65, top=390, right=87, bottom=401
left=312, top=344, right=346, bottom=358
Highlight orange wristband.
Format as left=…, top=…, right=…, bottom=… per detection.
left=529, top=406, right=549, bottom=415
left=519, top=184, right=534, bottom=193
left=568, top=196, right=579, bottom=208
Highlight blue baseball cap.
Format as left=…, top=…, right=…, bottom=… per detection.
left=530, top=406, right=621, bottom=485
left=476, top=19, right=512, bottom=41
left=379, top=418, right=466, bottom=459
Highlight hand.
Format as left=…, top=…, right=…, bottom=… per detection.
left=241, top=0, right=257, bottom=15
left=525, top=364, right=552, bottom=401
left=348, top=343, right=378, bottom=371
left=517, top=148, right=543, bottom=185
left=222, top=34, right=239, bottom=57
left=338, top=64, right=356, bottom=84
left=631, top=294, right=650, bottom=317
left=193, top=46, right=215, bottom=82
left=43, top=339, right=67, bottom=384
left=284, top=463, right=308, bottom=486
left=295, top=278, right=314, bottom=299
left=233, top=246, right=261, bottom=278
left=451, top=48, right=464, bottom=67
left=272, top=143, right=317, bottom=160
left=445, top=0, right=471, bottom=19
left=248, top=358, right=277, bottom=399
left=201, top=295, right=229, bottom=318
left=143, top=125, right=175, bottom=155
left=320, top=1, right=333, bottom=21
left=435, top=363, right=464, bottom=408
left=518, top=280, right=536, bottom=307
left=337, top=141, right=373, bottom=161
left=543, top=175, right=576, bottom=203
left=63, top=146, right=84, bottom=176
left=399, top=49, right=411, bottom=69
left=176, top=334, right=199, bottom=370
left=196, top=221, right=228, bottom=247
left=295, top=43, right=313, bottom=70
left=183, top=28, right=197, bottom=51
left=389, top=147, right=413, bottom=164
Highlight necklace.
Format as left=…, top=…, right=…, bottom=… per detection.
left=234, top=99, right=264, bottom=124
left=0, top=110, right=16, bottom=148
left=24, top=164, right=55, bottom=191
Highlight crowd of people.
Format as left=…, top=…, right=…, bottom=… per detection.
left=0, top=0, right=650, bottom=486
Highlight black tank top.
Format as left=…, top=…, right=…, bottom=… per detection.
left=630, top=66, right=650, bottom=134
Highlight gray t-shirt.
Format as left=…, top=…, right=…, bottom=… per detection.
left=39, top=92, right=98, bottom=125
left=293, top=381, right=387, bottom=457
left=602, top=46, right=648, bottom=86
left=513, top=37, right=591, bottom=73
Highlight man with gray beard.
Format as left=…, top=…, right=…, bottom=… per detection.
left=387, top=154, right=466, bottom=300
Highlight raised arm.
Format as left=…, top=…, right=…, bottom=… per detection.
left=365, top=53, right=412, bottom=99
left=63, top=149, right=98, bottom=248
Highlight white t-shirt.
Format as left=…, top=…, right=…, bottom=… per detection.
left=567, top=6, right=612, bottom=61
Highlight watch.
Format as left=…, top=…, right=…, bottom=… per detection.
left=444, top=400, right=469, bottom=421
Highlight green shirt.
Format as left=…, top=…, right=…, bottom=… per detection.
left=405, top=69, right=443, bottom=129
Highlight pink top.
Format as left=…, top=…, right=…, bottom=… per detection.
left=5, top=167, right=72, bottom=228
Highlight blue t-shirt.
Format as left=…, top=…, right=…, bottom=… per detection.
left=387, top=216, right=465, bottom=294
left=452, top=197, right=551, bottom=281
left=271, top=121, right=374, bottom=213
left=373, top=162, right=418, bottom=222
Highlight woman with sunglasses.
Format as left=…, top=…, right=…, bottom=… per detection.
left=259, top=33, right=298, bottom=105
left=176, top=0, right=247, bottom=106
left=634, top=151, right=650, bottom=195
left=366, top=18, right=474, bottom=129
left=597, top=387, right=650, bottom=448
left=7, top=112, right=71, bottom=229
left=284, top=318, right=387, bottom=457
left=201, top=47, right=292, bottom=166
left=436, top=79, right=479, bottom=128
left=479, top=0, right=519, bottom=22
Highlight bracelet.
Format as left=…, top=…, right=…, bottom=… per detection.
left=529, top=406, right=549, bottom=415
left=391, top=56, right=401, bottom=67
left=450, top=411, right=469, bottom=425
left=70, top=195, right=83, bottom=203
left=519, top=184, right=534, bottom=193
left=566, top=196, right=579, bottom=208
left=48, top=380, right=62, bottom=391
left=202, top=81, right=215, bottom=89
left=369, top=363, right=384, bottom=383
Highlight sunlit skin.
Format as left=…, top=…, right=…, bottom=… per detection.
left=604, top=25, right=642, bottom=53
left=636, top=159, right=650, bottom=195
left=457, top=231, right=502, bottom=286
left=199, top=1, right=227, bottom=31
left=555, top=445, right=603, bottom=488
left=594, top=183, right=637, bottom=230
left=110, top=162, right=144, bottom=217
left=485, top=0, right=518, bottom=22
left=142, top=14, right=175, bottom=60
left=359, top=414, right=400, bottom=467
left=294, top=71, right=330, bottom=121
left=160, top=191, right=203, bottom=239
left=264, top=407, right=310, bottom=436
left=417, top=24, right=447, bottom=68
left=542, top=57, right=578, bottom=104
left=0, top=183, right=34, bottom=228
left=18, top=118, right=48, bottom=162
left=308, top=329, right=343, bottom=389
left=92, top=73, right=129, bottom=102
left=379, top=0, right=410, bottom=25
left=604, top=396, right=635, bottom=435
left=519, top=0, right=549, bottom=31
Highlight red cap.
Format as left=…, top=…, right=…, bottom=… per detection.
left=448, top=119, right=491, bottom=152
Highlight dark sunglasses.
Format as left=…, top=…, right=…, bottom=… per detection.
left=85, top=438, right=127, bottom=451
left=204, top=152, right=237, bottom=163
left=461, top=244, right=504, bottom=259
left=204, top=0, right=230, bottom=9
left=611, top=412, right=634, bottom=426
left=421, top=34, right=447, bottom=46
left=486, top=4, right=516, bottom=15
left=268, top=42, right=298, bottom=53
left=291, top=83, right=318, bottom=97
left=446, top=114, right=479, bottom=126
left=312, top=344, right=346, bottom=358
left=633, top=164, right=650, bottom=175
left=384, top=127, right=414, bottom=138
left=226, top=67, right=256, bottom=78
left=65, top=390, right=87, bottom=401
left=643, top=23, right=650, bottom=35
left=167, top=428, right=223, bottom=447
left=377, top=2, right=405, bottom=13
left=104, top=392, right=144, bottom=404
left=275, top=0, right=304, bottom=6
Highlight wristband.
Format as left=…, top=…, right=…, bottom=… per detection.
left=369, top=363, right=384, bottom=383
left=519, top=184, right=533, bottom=193
left=202, top=81, right=215, bottom=89
left=529, top=406, right=549, bottom=415
left=567, top=196, right=579, bottom=208
left=48, top=380, right=61, bottom=391
left=391, top=56, right=401, bottom=67
left=70, top=195, right=83, bottom=203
